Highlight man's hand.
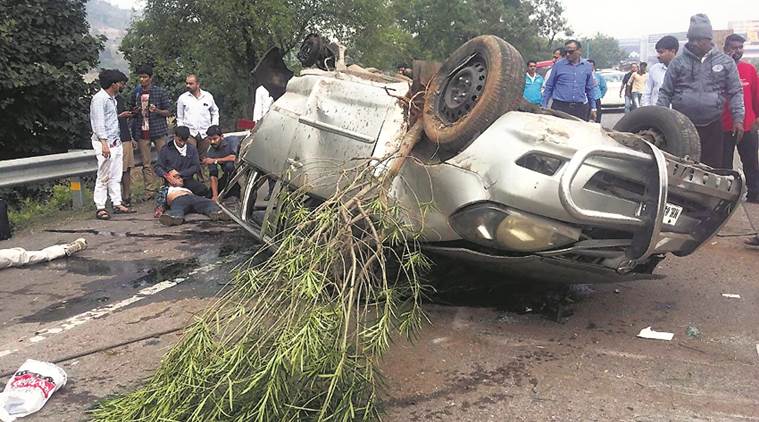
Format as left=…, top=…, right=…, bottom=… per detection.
left=165, top=174, right=182, bottom=187
left=118, top=111, right=132, bottom=118
left=589, top=110, right=597, bottom=122
left=201, top=157, right=214, bottom=166
left=101, top=142, right=111, bottom=159
left=149, top=104, right=157, bottom=113
left=733, top=121, right=744, bottom=143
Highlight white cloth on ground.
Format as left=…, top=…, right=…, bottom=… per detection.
left=92, top=138, right=123, bottom=209
left=0, top=239, right=86, bottom=270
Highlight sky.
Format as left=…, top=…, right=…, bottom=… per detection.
left=562, top=0, right=756, bottom=39
left=106, top=0, right=756, bottom=40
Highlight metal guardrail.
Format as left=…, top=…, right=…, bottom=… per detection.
left=0, top=131, right=250, bottom=207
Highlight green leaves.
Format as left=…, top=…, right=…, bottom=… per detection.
left=0, top=0, right=102, bottom=160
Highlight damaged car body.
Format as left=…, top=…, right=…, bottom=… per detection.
left=219, top=35, right=744, bottom=283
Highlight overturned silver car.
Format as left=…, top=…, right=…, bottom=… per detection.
left=219, top=36, right=743, bottom=283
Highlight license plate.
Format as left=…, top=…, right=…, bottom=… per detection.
left=662, top=203, right=683, bottom=226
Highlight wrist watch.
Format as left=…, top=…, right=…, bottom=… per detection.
left=214, top=159, right=218, bottom=165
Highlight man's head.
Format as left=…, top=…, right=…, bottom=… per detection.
left=655, top=35, right=679, bottom=66
left=631, top=63, right=639, bottom=73
left=185, top=74, right=200, bottom=94
left=687, top=14, right=713, bottom=56
left=115, top=70, right=128, bottom=93
left=206, top=125, right=224, bottom=148
left=724, top=33, right=746, bottom=62
left=174, top=126, right=190, bottom=147
left=136, top=64, right=154, bottom=88
left=639, top=62, right=647, bottom=72
left=552, top=47, right=564, bottom=62
left=98, top=69, right=120, bottom=92
left=564, top=40, right=582, bottom=63
left=587, top=59, right=596, bottom=71
left=527, top=60, right=537, bottom=75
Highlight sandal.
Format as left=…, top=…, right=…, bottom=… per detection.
left=113, top=205, right=136, bottom=214
left=96, top=209, right=111, bottom=220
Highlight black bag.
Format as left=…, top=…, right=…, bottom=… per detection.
left=0, top=199, right=10, bottom=240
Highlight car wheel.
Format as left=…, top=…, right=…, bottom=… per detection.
left=613, top=106, right=701, bottom=161
left=423, top=35, right=524, bottom=152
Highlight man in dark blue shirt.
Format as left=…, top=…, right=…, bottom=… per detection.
left=154, top=126, right=209, bottom=199
left=201, top=125, right=237, bottom=201
left=541, top=39, right=596, bottom=121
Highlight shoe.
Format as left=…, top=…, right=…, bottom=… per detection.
left=745, top=236, right=759, bottom=247
left=63, top=238, right=88, bottom=256
left=96, top=209, right=111, bottom=220
left=122, top=198, right=132, bottom=207
left=159, top=214, right=184, bottom=226
left=208, top=210, right=231, bottom=221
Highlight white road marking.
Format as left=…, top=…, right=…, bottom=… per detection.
left=722, top=293, right=742, bottom=299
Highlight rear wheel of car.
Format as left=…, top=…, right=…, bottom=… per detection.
left=613, top=106, right=701, bottom=161
left=423, top=35, right=524, bottom=153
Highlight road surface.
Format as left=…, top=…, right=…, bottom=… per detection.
left=0, top=196, right=757, bottom=421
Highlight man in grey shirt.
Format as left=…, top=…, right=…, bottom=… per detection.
left=657, top=14, right=744, bottom=168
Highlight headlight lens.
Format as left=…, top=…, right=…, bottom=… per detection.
left=449, top=203, right=581, bottom=252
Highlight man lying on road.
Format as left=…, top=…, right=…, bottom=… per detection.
left=155, top=185, right=230, bottom=226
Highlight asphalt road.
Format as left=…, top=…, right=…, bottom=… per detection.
left=1, top=196, right=758, bottom=420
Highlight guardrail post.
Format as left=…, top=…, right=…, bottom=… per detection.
left=70, top=176, right=84, bottom=209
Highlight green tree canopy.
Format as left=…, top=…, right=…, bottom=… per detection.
left=120, top=0, right=387, bottom=123
left=581, top=33, right=626, bottom=69
left=0, top=0, right=103, bottom=160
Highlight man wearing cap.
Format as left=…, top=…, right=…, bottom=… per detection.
left=657, top=14, right=744, bottom=168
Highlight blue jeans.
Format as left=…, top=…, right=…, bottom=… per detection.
left=624, top=95, right=633, bottom=113
left=167, top=195, right=220, bottom=219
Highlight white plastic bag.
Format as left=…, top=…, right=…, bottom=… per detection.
left=0, top=360, right=67, bottom=421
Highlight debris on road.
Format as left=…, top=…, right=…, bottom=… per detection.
left=721, top=293, right=741, bottom=299
left=0, top=238, right=87, bottom=271
left=686, top=326, right=701, bottom=338
left=637, top=326, right=674, bottom=341
left=0, top=360, right=67, bottom=422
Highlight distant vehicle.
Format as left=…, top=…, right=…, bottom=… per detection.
left=598, top=69, right=626, bottom=111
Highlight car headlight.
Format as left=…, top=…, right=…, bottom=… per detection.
left=449, top=203, right=581, bottom=252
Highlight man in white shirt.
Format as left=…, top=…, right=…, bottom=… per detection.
left=176, top=74, right=219, bottom=159
left=642, top=35, right=679, bottom=107
left=90, top=69, right=133, bottom=220
left=253, top=85, right=274, bottom=122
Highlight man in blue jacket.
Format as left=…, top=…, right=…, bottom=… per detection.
left=657, top=14, right=744, bottom=168
left=588, top=59, right=607, bottom=123
left=523, top=60, right=544, bottom=105
left=154, top=126, right=209, bottom=201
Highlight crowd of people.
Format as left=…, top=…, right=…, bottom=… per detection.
left=527, top=14, right=759, bottom=206
left=88, top=65, right=265, bottom=226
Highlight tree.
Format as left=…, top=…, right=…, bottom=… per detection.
left=351, top=0, right=571, bottom=70
left=531, top=0, right=572, bottom=49
left=120, top=0, right=386, bottom=123
left=582, top=33, right=626, bottom=69
left=0, top=0, right=103, bottom=160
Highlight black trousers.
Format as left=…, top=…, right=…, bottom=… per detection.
left=594, top=99, right=602, bottom=123
left=551, top=100, right=590, bottom=121
left=723, top=129, right=759, bottom=197
left=182, top=177, right=211, bottom=198
left=695, top=120, right=724, bottom=168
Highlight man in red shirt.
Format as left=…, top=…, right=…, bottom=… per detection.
left=722, top=34, right=759, bottom=203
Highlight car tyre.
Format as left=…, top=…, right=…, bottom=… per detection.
left=613, top=106, right=701, bottom=161
left=423, top=35, right=524, bottom=153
